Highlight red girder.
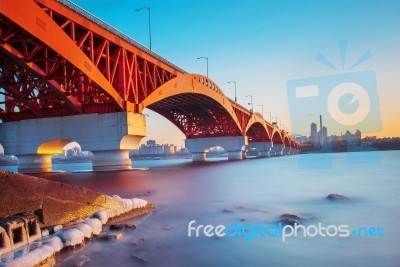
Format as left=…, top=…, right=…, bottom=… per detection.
left=0, top=0, right=299, bottom=147
left=0, top=0, right=181, bottom=121
left=232, top=106, right=251, bottom=131
left=148, top=93, right=242, bottom=139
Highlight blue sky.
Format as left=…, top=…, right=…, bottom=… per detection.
left=71, top=0, right=400, bottom=146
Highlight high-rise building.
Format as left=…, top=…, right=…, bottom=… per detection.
left=319, top=115, right=323, bottom=144
left=321, top=126, right=328, bottom=143
left=147, top=140, right=156, bottom=146
left=310, top=122, right=317, bottom=140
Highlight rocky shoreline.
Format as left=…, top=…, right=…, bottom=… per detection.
left=0, top=170, right=156, bottom=266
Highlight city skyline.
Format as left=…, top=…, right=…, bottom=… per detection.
left=67, top=0, right=400, bottom=146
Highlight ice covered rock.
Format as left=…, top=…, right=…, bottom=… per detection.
left=92, top=210, right=109, bottom=224
left=83, top=218, right=102, bottom=235
left=58, top=229, right=85, bottom=246
left=76, top=223, right=93, bottom=238
left=131, top=198, right=148, bottom=209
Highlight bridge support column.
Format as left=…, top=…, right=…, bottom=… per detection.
left=283, top=147, right=291, bottom=155
left=192, top=152, right=206, bottom=162
left=0, top=112, right=146, bottom=173
left=17, top=154, right=52, bottom=173
left=92, top=150, right=131, bottom=171
left=186, top=136, right=247, bottom=162
left=228, top=151, right=243, bottom=160
left=248, top=142, right=272, bottom=158
left=271, top=144, right=284, bottom=156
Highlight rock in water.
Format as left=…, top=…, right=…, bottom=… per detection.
left=98, top=232, right=123, bottom=241
left=109, top=223, right=136, bottom=231
left=279, top=214, right=302, bottom=221
left=278, top=218, right=300, bottom=227
left=326, top=193, right=349, bottom=201
left=221, top=209, right=234, bottom=214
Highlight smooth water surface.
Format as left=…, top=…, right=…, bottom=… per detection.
left=8, top=151, right=400, bottom=266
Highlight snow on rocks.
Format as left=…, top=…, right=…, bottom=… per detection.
left=0, top=195, right=152, bottom=266
left=4, top=236, right=64, bottom=267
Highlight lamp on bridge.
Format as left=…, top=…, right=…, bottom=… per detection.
left=266, top=111, right=272, bottom=122
left=272, top=116, right=278, bottom=126
left=196, top=57, right=208, bottom=79
left=227, top=81, right=237, bottom=102
left=246, top=95, right=253, bottom=112
left=257, top=104, right=264, bottom=118
left=136, top=7, right=152, bottom=50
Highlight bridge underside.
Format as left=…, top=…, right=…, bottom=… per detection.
left=148, top=93, right=242, bottom=139
left=0, top=0, right=179, bottom=122
left=247, top=122, right=271, bottom=143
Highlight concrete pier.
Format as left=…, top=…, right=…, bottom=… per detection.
left=283, top=147, right=291, bottom=156
left=185, top=136, right=248, bottom=161
left=271, top=144, right=284, bottom=156
left=17, top=154, right=52, bottom=174
left=192, top=152, right=207, bottom=162
left=227, top=150, right=243, bottom=160
left=0, top=112, right=146, bottom=172
left=248, top=142, right=272, bottom=158
left=92, top=150, right=132, bottom=171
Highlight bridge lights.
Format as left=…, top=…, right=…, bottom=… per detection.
left=246, top=95, right=253, bottom=112
left=196, top=57, right=208, bottom=79
left=266, top=111, right=272, bottom=122
left=272, top=116, right=278, bottom=126
left=136, top=7, right=152, bottom=50
left=227, top=81, right=237, bottom=102
left=257, top=104, right=264, bottom=117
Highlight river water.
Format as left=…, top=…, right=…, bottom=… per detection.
left=3, top=151, right=400, bottom=266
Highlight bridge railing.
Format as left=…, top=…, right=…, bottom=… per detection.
left=56, top=0, right=187, bottom=74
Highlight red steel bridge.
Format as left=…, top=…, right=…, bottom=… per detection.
left=0, top=0, right=299, bottom=171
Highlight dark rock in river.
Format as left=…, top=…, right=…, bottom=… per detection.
left=98, top=232, right=123, bottom=241
left=221, top=209, right=234, bottom=213
left=278, top=218, right=300, bottom=227
left=109, top=223, right=136, bottom=231
left=326, top=193, right=349, bottom=201
left=131, top=254, right=148, bottom=265
left=279, top=214, right=302, bottom=221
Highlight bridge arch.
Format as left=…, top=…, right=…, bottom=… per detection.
left=245, top=113, right=271, bottom=143
left=140, top=74, right=243, bottom=139
left=271, top=130, right=284, bottom=145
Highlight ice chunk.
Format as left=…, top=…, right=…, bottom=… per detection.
left=76, top=223, right=93, bottom=238
left=131, top=198, right=148, bottom=209
left=83, top=218, right=102, bottom=235
left=58, top=229, right=85, bottom=246
left=6, top=236, right=63, bottom=267
left=92, top=210, right=109, bottom=224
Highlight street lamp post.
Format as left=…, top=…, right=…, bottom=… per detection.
left=246, top=95, right=253, bottom=112
left=136, top=7, right=152, bottom=50
left=257, top=104, right=264, bottom=117
left=228, top=81, right=237, bottom=102
left=265, top=111, right=272, bottom=122
left=272, top=116, right=278, bottom=126
left=196, top=57, right=208, bottom=79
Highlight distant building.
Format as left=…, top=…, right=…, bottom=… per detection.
left=294, top=134, right=307, bottom=143
left=310, top=122, right=318, bottom=142
left=319, top=126, right=328, bottom=144
left=131, top=140, right=178, bottom=157
left=147, top=140, right=156, bottom=146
